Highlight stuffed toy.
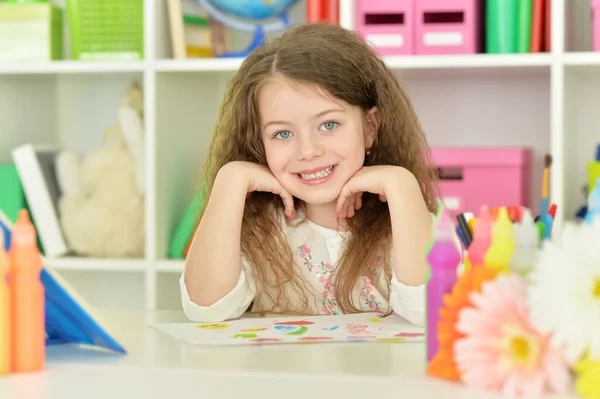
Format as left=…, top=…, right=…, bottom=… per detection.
left=56, top=81, right=145, bottom=258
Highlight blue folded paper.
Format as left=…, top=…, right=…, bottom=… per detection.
left=0, top=211, right=126, bottom=354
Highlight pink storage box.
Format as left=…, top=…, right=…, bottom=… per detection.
left=355, top=0, right=414, bottom=55
left=430, top=147, right=532, bottom=219
left=594, top=0, right=600, bottom=51
left=415, top=0, right=479, bottom=54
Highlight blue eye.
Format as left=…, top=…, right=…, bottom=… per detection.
left=320, top=121, right=339, bottom=131
left=274, top=130, right=292, bottom=140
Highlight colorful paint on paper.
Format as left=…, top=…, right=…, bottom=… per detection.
left=151, top=312, right=425, bottom=347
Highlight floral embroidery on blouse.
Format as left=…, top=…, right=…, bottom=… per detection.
left=296, top=243, right=383, bottom=314
left=360, top=276, right=381, bottom=312
left=297, top=243, right=339, bottom=315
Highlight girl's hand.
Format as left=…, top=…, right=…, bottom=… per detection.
left=336, top=166, right=409, bottom=218
left=219, top=161, right=296, bottom=219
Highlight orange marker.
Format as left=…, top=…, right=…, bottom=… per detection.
left=490, top=207, right=500, bottom=221
left=0, top=228, right=9, bottom=375
left=9, top=210, right=44, bottom=373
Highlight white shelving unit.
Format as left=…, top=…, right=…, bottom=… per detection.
left=0, top=0, right=598, bottom=311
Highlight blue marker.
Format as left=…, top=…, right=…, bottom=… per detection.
left=455, top=226, right=468, bottom=248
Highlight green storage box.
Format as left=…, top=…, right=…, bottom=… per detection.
left=0, top=2, right=63, bottom=62
left=67, top=0, right=144, bottom=61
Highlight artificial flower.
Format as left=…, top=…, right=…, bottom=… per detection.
left=574, top=353, right=600, bottom=399
left=454, top=273, right=571, bottom=397
left=427, top=265, right=498, bottom=381
left=527, top=218, right=600, bottom=363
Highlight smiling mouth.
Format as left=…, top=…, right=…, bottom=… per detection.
left=296, top=165, right=335, bottom=181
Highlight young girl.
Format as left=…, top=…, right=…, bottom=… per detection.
left=181, top=23, right=448, bottom=327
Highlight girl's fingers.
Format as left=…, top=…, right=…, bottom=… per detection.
left=336, top=191, right=349, bottom=216
left=346, top=195, right=356, bottom=218
left=283, top=192, right=296, bottom=218
left=271, top=185, right=295, bottom=218
left=355, top=193, right=362, bottom=210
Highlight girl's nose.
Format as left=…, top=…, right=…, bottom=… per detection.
left=297, top=134, right=324, bottom=160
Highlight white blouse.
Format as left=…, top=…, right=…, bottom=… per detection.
left=180, top=211, right=461, bottom=327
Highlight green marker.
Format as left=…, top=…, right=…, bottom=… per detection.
left=535, top=221, right=546, bottom=245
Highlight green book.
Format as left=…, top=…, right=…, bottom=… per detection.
left=486, top=0, right=519, bottom=53
left=167, top=186, right=206, bottom=259
left=0, top=163, right=44, bottom=253
left=518, top=0, right=533, bottom=53
left=0, top=164, right=27, bottom=223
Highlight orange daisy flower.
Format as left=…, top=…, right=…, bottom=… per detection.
left=427, top=265, right=498, bottom=381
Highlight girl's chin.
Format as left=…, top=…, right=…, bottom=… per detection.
left=291, top=192, right=341, bottom=206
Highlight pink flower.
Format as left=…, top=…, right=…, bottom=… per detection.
left=454, top=274, right=571, bottom=397
left=299, top=244, right=310, bottom=258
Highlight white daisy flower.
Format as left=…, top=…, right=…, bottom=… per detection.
left=527, top=218, right=600, bottom=364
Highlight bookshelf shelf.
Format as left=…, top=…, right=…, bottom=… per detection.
left=44, top=257, right=148, bottom=272
left=1, top=0, right=598, bottom=312
left=563, top=52, right=600, bottom=74
left=0, top=61, right=147, bottom=75
left=383, top=53, right=553, bottom=70
left=154, top=58, right=243, bottom=72
left=156, top=260, right=185, bottom=273
left=152, top=53, right=554, bottom=74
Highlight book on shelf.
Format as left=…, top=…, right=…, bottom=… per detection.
left=306, top=0, right=339, bottom=25
left=485, top=0, right=550, bottom=54
left=166, top=0, right=230, bottom=59
left=168, top=186, right=206, bottom=259
left=11, top=144, right=69, bottom=259
left=0, top=163, right=27, bottom=224
left=0, top=211, right=126, bottom=354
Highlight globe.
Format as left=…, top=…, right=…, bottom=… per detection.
left=196, top=0, right=301, bottom=57
left=210, top=0, right=298, bottom=21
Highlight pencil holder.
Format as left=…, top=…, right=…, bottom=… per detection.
left=430, top=147, right=532, bottom=219
left=593, top=0, right=600, bottom=51
left=355, top=0, right=414, bottom=55
left=414, top=0, right=479, bottom=55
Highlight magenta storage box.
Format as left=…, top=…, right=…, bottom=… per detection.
left=594, top=0, right=600, bottom=51
left=415, top=0, right=479, bottom=54
left=355, top=0, right=414, bottom=55
left=430, top=147, right=532, bottom=218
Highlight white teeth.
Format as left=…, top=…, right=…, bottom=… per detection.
left=299, top=166, right=334, bottom=180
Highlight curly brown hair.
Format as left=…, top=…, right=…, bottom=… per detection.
left=196, top=23, right=439, bottom=315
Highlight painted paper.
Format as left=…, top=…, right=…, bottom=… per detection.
left=150, top=312, right=424, bottom=346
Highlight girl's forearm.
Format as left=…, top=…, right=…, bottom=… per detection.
left=184, top=169, right=248, bottom=306
left=385, top=171, right=432, bottom=286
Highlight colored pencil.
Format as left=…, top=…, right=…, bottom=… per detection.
left=540, top=154, right=552, bottom=222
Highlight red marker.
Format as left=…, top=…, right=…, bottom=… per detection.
left=508, top=205, right=521, bottom=222
left=549, top=204, right=557, bottom=218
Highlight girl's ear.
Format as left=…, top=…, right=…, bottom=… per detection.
left=365, top=107, right=380, bottom=147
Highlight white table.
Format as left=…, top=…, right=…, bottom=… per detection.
left=0, top=309, right=580, bottom=399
